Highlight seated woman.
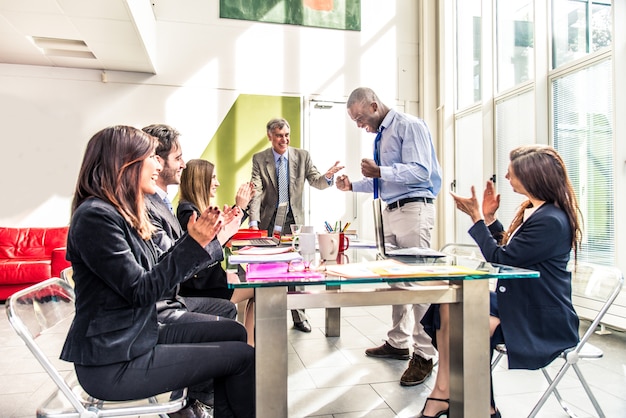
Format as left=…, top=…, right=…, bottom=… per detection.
left=60, top=126, right=255, bottom=418
left=419, top=145, right=582, bottom=418
left=177, top=158, right=256, bottom=346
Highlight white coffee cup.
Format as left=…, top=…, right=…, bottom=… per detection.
left=318, top=233, right=339, bottom=260
left=292, top=232, right=316, bottom=260
left=300, top=225, right=315, bottom=233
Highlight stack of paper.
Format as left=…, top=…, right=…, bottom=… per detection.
left=246, top=262, right=325, bottom=281
left=228, top=246, right=302, bottom=264
left=325, top=259, right=487, bottom=279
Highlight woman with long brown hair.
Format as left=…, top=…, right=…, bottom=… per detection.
left=419, top=145, right=582, bottom=418
left=62, top=126, right=255, bottom=418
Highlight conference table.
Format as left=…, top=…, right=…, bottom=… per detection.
left=229, top=248, right=539, bottom=417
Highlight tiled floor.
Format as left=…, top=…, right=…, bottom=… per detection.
left=1, top=301, right=625, bottom=417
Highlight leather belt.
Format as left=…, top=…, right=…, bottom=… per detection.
left=387, top=197, right=434, bottom=210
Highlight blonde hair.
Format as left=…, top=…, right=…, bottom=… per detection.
left=179, top=159, right=215, bottom=213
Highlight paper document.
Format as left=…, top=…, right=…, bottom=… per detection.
left=229, top=251, right=302, bottom=264
left=325, top=259, right=487, bottom=279
left=235, top=246, right=294, bottom=255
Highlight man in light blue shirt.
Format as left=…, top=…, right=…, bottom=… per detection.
left=336, top=87, right=441, bottom=386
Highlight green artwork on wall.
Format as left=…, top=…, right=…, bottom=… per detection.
left=220, top=0, right=361, bottom=31
left=187, top=94, right=301, bottom=212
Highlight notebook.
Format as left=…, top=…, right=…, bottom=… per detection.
left=230, top=202, right=288, bottom=247
left=372, top=198, right=446, bottom=259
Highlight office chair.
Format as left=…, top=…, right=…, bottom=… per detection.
left=490, top=262, right=624, bottom=418
left=6, top=278, right=187, bottom=418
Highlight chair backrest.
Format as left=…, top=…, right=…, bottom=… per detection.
left=60, top=266, right=74, bottom=288
left=569, top=261, right=624, bottom=350
left=5, top=278, right=88, bottom=414
left=439, top=243, right=485, bottom=260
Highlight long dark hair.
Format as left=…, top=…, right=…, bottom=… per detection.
left=72, top=126, right=158, bottom=239
left=503, top=145, right=583, bottom=259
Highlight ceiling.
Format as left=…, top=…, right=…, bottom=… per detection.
left=0, top=0, right=157, bottom=74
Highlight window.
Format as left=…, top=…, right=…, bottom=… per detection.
left=495, top=90, right=535, bottom=228
left=456, top=0, right=482, bottom=109
left=496, top=0, right=534, bottom=92
left=552, top=59, right=614, bottom=264
left=552, top=0, right=612, bottom=69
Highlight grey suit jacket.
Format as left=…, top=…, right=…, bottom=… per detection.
left=249, top=147, right=330, bottom=231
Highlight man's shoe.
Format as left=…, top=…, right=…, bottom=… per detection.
left=365, top=342, right=410, bottom=360
left=293, top=320, right=311, bottom=333
left=169, top=399, right=212, bottom=418
left=400, top=353, right=434, bottom=386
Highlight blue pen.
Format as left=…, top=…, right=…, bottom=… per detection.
left=324, top=221, right=333, bottom=232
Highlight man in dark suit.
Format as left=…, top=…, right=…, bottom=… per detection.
left=249, top=118, right=343, bottom=332
left=143, top=124, right=237, bottom=416
left=143, top=123, right=237, bottom=320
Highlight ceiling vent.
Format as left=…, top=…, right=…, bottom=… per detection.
left=29, top=36, right=96, bottom=59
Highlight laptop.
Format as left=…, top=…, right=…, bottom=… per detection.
left=230, top=202, right=288, bottom=247
left=372, top=198, right=446, bottom=259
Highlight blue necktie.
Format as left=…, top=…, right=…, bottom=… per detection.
left=373, top=128, right=384, bottom=199
left=277, top=156, right=289, bottom=204
left=163, top=196, right=174, bottom=214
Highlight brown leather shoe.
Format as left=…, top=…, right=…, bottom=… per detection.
left=400, top=353, right=433, bottom=386
left=365, top=341, right=410, bottom=360
left=169, top=399, right=213, bottom=418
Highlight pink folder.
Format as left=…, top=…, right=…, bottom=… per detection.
left=246, top=262, right=325, bottom=282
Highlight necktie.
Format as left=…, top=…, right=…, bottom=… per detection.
left=373, top=128, right=384, bottom=199
left=163, top=196, right=174, bottom=214
left=277, top=155, right=289, bottom=204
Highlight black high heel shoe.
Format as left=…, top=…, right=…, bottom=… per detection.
left=491, top=408, right=501, bottom=418
left=417, top=397, right=449, bottom=418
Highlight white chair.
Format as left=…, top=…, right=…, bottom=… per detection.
left=439, top=243, right=484, bottom=260
left=490, top=262, right=624, bottom=418
left=5, top=277, right=188, bottom=418
left=59, top=266, right=74, bottom=288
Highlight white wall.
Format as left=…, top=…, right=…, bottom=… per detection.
left=0, top=0, right=420, bottom=227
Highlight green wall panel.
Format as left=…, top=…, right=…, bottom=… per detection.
left=187, top=94, right=301, bottom=213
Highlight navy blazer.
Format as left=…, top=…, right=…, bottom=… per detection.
left=61, top=198, right=222, bottom=366
left=469, top=203, right=579, bottom=369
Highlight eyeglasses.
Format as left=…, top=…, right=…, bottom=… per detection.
left=287, top=259, right=326, bottom=273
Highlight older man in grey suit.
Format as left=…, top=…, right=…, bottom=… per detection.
left=249, top=117, right=343, bottom=332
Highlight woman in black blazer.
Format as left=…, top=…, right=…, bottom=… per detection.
left=60, top=126, right=254, bottom=418
left=176, top=158, right=256, bottom=346
left=419, top=145, right=582, bottom=418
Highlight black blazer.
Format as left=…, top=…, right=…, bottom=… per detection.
left=176, top=200, right=230, bottom=299
left=145, top=192, right=183, bottom=252
left=469, top=203, right=579, bottom=369
left=61, top=198, right=223, bottom=366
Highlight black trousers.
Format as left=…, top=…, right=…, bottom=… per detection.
left=75, top=317, right=255, bottom=418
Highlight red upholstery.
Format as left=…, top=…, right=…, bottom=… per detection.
left=0, top=227, right=70, bottom=300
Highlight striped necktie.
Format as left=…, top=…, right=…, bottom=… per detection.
left=277, top=155, right=289, bottom=204
left=373, top=128, right=384, bottom=199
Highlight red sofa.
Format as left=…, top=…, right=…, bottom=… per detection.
left=0, top=227, right=71, bottom=300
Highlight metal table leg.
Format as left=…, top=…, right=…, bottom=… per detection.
left=449, top=279, right=491, bottom=417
